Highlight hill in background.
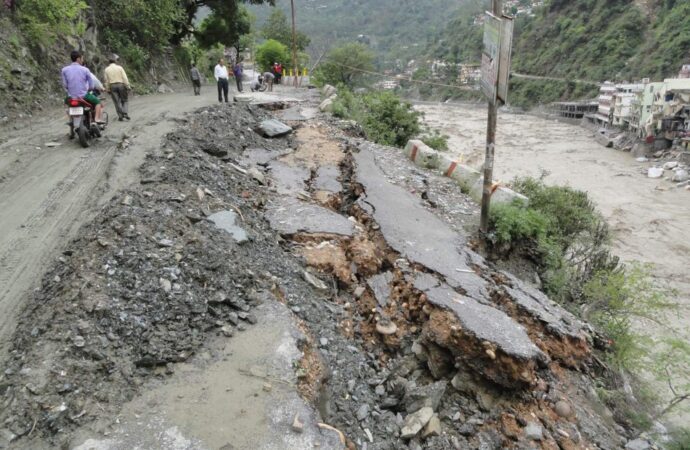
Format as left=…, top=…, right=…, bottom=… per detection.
left=249, top=0, right=475, bottom=65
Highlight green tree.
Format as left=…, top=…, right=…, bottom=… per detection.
left=196, top=5, right=252, bottom=49
left=255, top=39, right=290, bottom=72
left=16, top=0, right=87, bottom=45
left=313, top=42, right=374, bottom=87
left=261, top=8, right=311, bottom=51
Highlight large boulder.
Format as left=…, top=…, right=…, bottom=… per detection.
left=257, top=119, right=293, bottom=138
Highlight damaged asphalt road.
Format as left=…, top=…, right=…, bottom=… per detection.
left=0, top=93, right=634, bottom=449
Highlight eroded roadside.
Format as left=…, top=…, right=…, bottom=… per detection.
left=1, top=94, right=638, bottom=449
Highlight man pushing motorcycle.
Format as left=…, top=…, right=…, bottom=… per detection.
left=61, top=50, right=104, bottom=124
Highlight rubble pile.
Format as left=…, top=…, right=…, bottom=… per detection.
left=0, top=105, right=314, bottom=445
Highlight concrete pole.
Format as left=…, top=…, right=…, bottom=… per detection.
left=479, top=0, right=502, bottom=235
left=290, top=0, right=299, bottom=87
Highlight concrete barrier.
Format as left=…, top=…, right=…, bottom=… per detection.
left=437, top=154, right=481, bottom=191
left=403, top=139, right=528, bottom=206
left=322, top=84, right=337, bottom=98
left=319, top=96, right=336, bottom=112
left=468, top=177, right=528, bottom=206
left=403, top=140, right=440, bottom=169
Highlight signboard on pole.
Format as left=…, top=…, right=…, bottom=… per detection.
left=497, top=15, right=514, bottom=103
left=480, top=12, right=501, bottom=104
left=481, top=12, right=513, bottom=104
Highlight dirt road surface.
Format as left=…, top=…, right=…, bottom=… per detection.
left=0, top=87, right=226, bottom=358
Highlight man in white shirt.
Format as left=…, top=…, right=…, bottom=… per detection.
left=214, top=59, right=229, bottom=103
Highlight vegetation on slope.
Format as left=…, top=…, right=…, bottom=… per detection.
left=249, top=0, right=475, bottom=64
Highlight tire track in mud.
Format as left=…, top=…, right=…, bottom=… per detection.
left=0, top=141, right=120, bottom=354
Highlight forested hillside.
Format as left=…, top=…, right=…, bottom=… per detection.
left=416, top=0, right=689, bottom=106
left=514, top=0, right=690, bottom=82
left=250, top=0, right=474, bottom=64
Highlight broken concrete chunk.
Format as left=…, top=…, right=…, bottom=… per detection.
left=403, top=381, right=447, bottom=413
left=291, top=413, right=304, bottom=433
left=247, top=167, right=266, bottom=185
left=240, top=147, right=292, bottom=166
left=672, top=169, right=689, bottom=182
left=367, top=271, right=394, bottom=307
left=303, top=271, right=329, bottom=290
left=495, top=272, right=589, bottom=366
left=594, top=133, right=613, bottom=148
left=422, top=415, right=442, bottom=438
left=265, top=198, right=355, bottom=237
left=322, top=84, right=337, bottom=98
left=401, top=407, right=434, bottom=439
left=208, top=211, right=249, bottom=243
left=258, top=119, right=292, bottom=138
left=625, top=438, right=653, bottom=450
left=422, top=284, right=544, bottom=388
left=524, top=422, right=543, bottom=441
left=267, top=161, right=311, bottom=196
left=647, top=167, right=664, bottom=178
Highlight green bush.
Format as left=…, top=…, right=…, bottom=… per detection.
left=489, top=177, right=616, bottom=303
left=490, top=202, right=550, bottom=248
left=360, top=91, right=421, bottom=148
left=255, top=39, right=290, bottom=73
left=17, top=0, right=87, bottom=45
left=421, top=131, right=449, bottom=151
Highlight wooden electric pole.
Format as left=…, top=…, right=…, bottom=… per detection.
left=290, top=0, right=298, bottom=87
left=479, top=0, right=503, bottom=235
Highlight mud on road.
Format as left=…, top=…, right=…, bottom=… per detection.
left=1, top=92, right=639, bottom=449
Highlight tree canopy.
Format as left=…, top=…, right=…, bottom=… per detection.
left=255, top=39, right=290, bottom=72
left=261, top=8, right=310, bottom=51
left=313, top=42, right=374, bottom=87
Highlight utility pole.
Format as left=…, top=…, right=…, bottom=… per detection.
left=290, top=0, right=299, bottom=87
left=479, top=0, right=502, bottom=234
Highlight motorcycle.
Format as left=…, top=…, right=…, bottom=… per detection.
left=66, top=92, right=107, bottom=148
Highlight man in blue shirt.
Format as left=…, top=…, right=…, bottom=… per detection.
left=61, top=50, right=104, bottom=123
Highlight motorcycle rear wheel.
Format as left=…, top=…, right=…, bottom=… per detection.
left=77, top=124, right=90, bottom=148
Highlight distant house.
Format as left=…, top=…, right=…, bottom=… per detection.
left=611, top=83, right=645, bottom=128
left=630, top=82, right=664, bottom=138
left=595, top=82, right=617, bottom=125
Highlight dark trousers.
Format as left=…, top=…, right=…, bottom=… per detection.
left=110, top=82, right=129, bottom=119
left=235, top=77, right=243, bottom=92
left=192, top=79, right=201, bottom=95
left=217, top=78, right=229, bottom=102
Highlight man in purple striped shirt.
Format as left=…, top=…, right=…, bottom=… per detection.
left=62, top=50, right=104, bottom=123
